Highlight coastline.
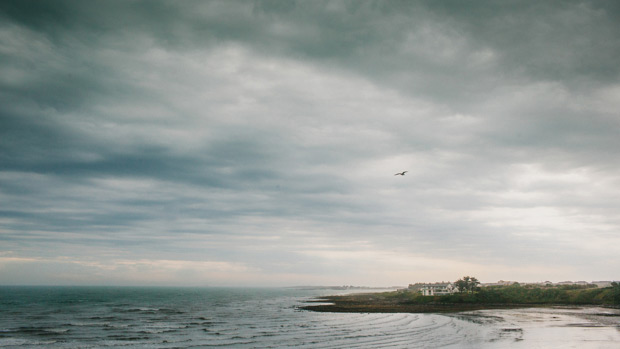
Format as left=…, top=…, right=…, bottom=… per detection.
left=301, top=293, right=620, bottom=314
left=302, top=296, right=533, bottom=313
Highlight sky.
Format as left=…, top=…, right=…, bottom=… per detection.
left=1, top=0, right=620, bottom=287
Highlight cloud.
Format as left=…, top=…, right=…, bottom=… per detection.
left=1, top=0, right=620, bottom=286
left=0, top=254, right=259, bottom=286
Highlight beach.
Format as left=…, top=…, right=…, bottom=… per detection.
left=1, top=286, right=620, bottom=348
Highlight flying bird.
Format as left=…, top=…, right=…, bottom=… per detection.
left=394, top=171, right=408, bottom=176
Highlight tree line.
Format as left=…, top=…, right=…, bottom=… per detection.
left=454, top=276, right=480, bottom=293
left=437, top=277, right=620, bottom=305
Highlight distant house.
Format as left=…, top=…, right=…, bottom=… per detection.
left=407, top=283, right=425, bottom=292
left=419, top=282, right=456, bottom=296
left=592, top=281, right=613, bottom=288
left=481, top=280, right=517, bottom=287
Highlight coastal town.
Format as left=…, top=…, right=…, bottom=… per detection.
left=302, top=279, right=620, bottom=314
left=406, top=279, right=617, bottom=296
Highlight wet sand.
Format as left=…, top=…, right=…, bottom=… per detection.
left=303, top=295, right=620, bottom=347
left=447, top=306, right=620, bottom=348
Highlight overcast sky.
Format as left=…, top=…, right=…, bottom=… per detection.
left=1, top=0, right=620, bottom=287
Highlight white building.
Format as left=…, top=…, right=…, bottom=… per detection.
left=592, top=281, right=614, bottom=288
left=481, top=280, right=517, bottom=287
left=419, top=282, right=456, bottom=296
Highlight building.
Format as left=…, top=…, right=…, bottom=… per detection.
left=592, top=281, right=614, bottom=288
left=407, top=283, right=425, bottom=292
left=481, top=280, right=519, bottom=287
left=419, top=282, right=456, bottom=296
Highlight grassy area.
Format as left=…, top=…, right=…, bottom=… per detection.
left=302, top=283, right=620, bottom=313
left=406, top=283, right=619, bottom=305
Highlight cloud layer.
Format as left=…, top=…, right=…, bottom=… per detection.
left=1, top=0, right=619, bottom=286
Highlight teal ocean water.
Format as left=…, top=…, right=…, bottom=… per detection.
left=1, top=286, right=619, bottom=348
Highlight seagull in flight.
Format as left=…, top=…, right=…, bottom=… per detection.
left=394, top=171, right=408, bottom=176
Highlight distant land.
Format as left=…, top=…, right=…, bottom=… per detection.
left=302, top=280, right=620, bottom=313
left=290, top=286, right=402, bottom=291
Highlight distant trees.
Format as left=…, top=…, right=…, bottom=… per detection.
left=406, top=280, right=620, bottom=305
left=397, top=282, right=620, bottom=306
left=455, top=276, right=480, bottom=293
left=612, top=282, right=620, bottom=304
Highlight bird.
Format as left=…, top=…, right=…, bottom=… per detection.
left=394, top=171, right=408, bottom=176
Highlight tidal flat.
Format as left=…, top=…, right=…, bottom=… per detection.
left=302, top=294, right=533, bottom=313
left=302, top=293, right=620, bottom=347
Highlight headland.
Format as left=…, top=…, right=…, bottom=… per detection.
left=302, top=282, right=620, bottom=314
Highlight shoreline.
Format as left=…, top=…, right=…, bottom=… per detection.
left=301, top=294, right=620, bottom=314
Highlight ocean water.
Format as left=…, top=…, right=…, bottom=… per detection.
left=1, top=287, right=619, bottom=348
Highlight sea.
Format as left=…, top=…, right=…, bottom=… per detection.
left=1, top=286, right=619, bottom=348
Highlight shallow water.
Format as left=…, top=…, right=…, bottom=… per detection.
left=1, top=287, right=618, bottom=348
left=447, top=307, right=620, bottom=348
